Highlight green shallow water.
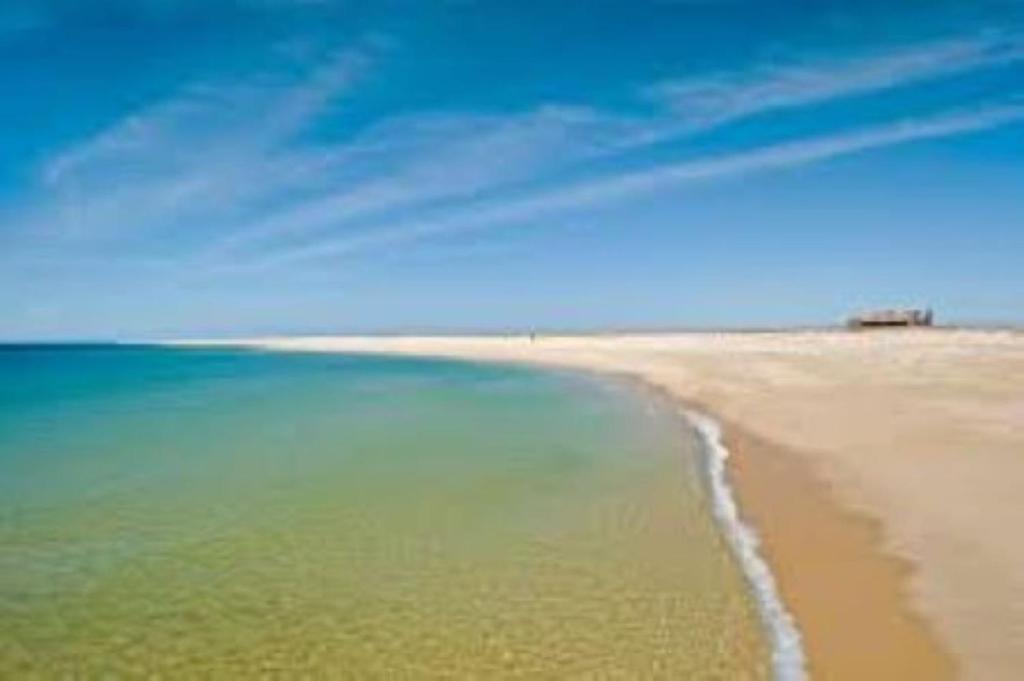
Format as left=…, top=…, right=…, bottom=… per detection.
left=0, top=346, right=770, bottom=677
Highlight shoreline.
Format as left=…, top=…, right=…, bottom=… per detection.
left=685, top=409, right=807, bottom=680
left=569, top=367, right=808, bottom=679
left=714, top=414, right=955, bottom=680
left=175, top=330, right=1024, bottom=678
left=573, top=367, right=808, bottom=678
left=466, top=359, right=952, bottom=679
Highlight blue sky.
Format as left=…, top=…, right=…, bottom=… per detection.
left=1, top=0, right=1022, bottom=338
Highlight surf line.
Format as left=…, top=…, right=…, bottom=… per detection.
left=685, top=410, right=808, bottom=681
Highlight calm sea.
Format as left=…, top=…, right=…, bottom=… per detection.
left=0, top=345, right=770, bottom=677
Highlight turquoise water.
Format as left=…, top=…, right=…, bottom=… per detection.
left=0, top=346, right=770, bottom=677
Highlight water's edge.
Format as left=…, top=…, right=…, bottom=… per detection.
left=585, top=367, right=809, bottom=681
left=472, top=360, right=810, bottom=681
left=684, top=410, right=807, bottom=681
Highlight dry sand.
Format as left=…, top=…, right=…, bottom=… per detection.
left=204, top=329, right=1024, bottom=679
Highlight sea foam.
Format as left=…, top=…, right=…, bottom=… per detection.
left=685, top=410, right=808, bottom=681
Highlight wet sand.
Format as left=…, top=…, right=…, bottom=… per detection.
left=202, top=329, right=1024, bottom=679
left=723, top=421, right=953, bottom=679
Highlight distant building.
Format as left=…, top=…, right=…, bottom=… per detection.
left=847, top=308, right=934, bottom=329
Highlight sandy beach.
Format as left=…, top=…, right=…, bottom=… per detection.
left=213, top=329, right=1023, bottom=679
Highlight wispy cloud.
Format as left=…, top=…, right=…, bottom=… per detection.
left=206, top=105, right=638, bottom=256
left=239, top=102, right=1024, bottom=269
left=205, top=30, right=1024, bottom=265
left=643, top=31, right=1024, bottom=132
left=35, top=45, right=370, bottom=242
left=18, top=26, right=1024, bottom=276
left=28, top=41, right=637, bottom=254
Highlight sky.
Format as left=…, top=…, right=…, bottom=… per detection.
left=1, top=0, right=1022, bottom=339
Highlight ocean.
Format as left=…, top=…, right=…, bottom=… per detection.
left=0, top=345, right=773, bottom=677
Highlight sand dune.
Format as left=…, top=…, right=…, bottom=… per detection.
left=207, top=329, right=1024, bottom=680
